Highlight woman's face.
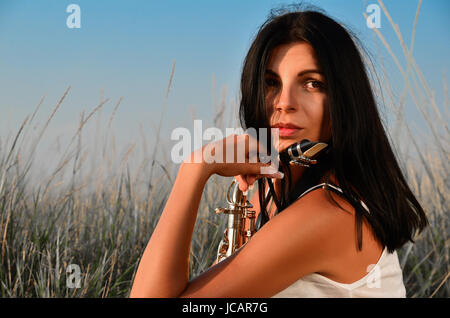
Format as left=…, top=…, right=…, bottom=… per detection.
left=265, top=42, right=331, bottom=153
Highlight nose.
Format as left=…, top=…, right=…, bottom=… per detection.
left=273, top=84, right=297, bottom=113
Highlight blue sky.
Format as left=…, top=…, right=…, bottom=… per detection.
left=0, top=0, right=448, bottom=158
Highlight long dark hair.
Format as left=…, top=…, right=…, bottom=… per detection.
left=239, top=5, right=428, bottom=253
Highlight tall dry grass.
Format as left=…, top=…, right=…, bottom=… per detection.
left=362, top=0, right=449, bottom=297
left=0, top=0, right=448, bottom=297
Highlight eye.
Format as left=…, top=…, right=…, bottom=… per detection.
left=265, top=78, right=279, bottom=87
left=305, top=80, right=325, bottom=90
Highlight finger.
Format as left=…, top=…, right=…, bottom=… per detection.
left=247, top=170, right=283, bottom=187
left=234, top=175, right=248, bottom=192
left=246, top=163, right=284, bottom=180
left=239, top=133, right=270, bottom=164
left=246, top=175, right=257, bottom=189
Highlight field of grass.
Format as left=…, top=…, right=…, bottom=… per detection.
left=0, top=0, right=448, bottom=297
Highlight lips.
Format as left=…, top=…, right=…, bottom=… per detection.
left=272, top=123, right=302, bottom=137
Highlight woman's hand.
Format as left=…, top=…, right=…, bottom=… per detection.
left=184, top=133, right=283, bottom=191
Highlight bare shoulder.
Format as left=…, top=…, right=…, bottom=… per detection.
left=293, top=187, right=384, bottom=282
left=271, top=187, right=359, bottom=259
left=250, top=183, right=358, bottom=248
left=247, top=183, right=360, bottom=268
left=290, top=185, right=356, bottom=224
left=180, top=186, right=357, bottom=297
left=250, top=182, right=368, bottom=258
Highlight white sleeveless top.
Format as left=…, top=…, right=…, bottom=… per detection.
left=271, top=183, right=407, bottom=298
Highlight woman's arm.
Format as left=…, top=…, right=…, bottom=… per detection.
left=129, top=160, right=211, bottom=297
left=130, top=174, right=349, bottom=297
left=130, top=134, right=279, bottom=297
left=129, top=134, right=353, bottom=298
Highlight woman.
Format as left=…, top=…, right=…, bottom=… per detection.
left=130, top=7, right=428, bottom=298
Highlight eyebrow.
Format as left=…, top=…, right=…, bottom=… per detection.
left=265, top=69, right=324, bottom=77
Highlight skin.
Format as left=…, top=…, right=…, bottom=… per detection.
left=237, top=41, right=332, bottom=194
left=129, top=42, right=383, bottom=298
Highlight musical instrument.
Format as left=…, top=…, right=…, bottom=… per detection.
left=213, top=139, right=328, bottom=263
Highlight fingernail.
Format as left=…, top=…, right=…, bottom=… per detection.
left=265, top=166, right=279, bottom=174
left=273, top=171, right=284, bottom=179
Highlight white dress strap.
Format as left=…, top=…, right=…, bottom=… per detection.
left=298, top=183, right=370, bottom=214
left=298, top=182, right=343, bottom=198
